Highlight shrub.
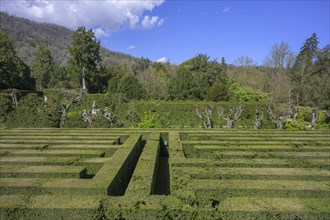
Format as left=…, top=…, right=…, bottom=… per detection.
left=228, top=83, right=266, bottom=102
left=283, top=119, right=308, bottom=131
left=138, top=111, right=160, bottom=128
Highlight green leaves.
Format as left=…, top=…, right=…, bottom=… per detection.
left=167, top=53, right=228, bottom=100
left=30, top=44, right=55, bottom=90
left=0, top=29, right=30, bottom=89
left=68, top=26, right=101, bottom=92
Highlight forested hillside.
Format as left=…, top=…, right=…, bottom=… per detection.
left=0, top=12, right=140, bottom=66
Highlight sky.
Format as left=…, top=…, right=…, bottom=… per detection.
left=1, top=0, right=329, bottom=65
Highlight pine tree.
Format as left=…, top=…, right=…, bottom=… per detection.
left=30, top=44, right=55, bottom=90
left=0, top=29, right=26, bottom=89
left=290, top=33, right=320, bottom=105
left=68, top=26, right=101, bottom=92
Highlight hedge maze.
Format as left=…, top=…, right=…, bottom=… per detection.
left=0, top=128, right=329, bottom=219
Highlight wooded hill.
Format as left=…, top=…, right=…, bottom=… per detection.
left=0, top=12, right=140, bottom=66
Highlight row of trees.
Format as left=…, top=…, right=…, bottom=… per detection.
left=229, top=33, right=329, bottom=108
left=1, top=27, right=329, bottom=109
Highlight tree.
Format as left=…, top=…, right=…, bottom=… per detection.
left=206, top=82, right=230, bottom=101
left=0, top=29, right=33, bottom=89
left=108, top=74, right=148, bottom=100
left=263, top=42, right=294, bottom=104
left=254, top=108, right=264, bottom=129
left=68, top=26, right=101, bottom=92
left=266, top=105, right=288, bottom=129
left=194, top=104, right=213, bottom=129
left=30, top=44, right=55, bottom=90
left=290, top=33, right=329, bottom=107
left=217, top=105, right=244, bottom=129
left=167, top=53, right=227, bottom=100
left=234, top=56, right=256, bottom=67
left=263, top=42, right=295, bottom=71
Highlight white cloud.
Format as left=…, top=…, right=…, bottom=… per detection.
left=142, top=15, right=164, bottom=29
left=1, top=0, right=165, bottom=34
left=222, top=7, right=230, bottom=13
left=93, top=28, right=109, bottom=38
left=127, top=45, right=136, bottom=50
left=155, top=57, right=168, bottom=63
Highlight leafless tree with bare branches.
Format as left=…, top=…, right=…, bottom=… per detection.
left=194, top=104, right=213, bottom=129
left=8, top=89, right=19, bottom=108
left=217, top=105, right=244, bottom=129
left=267, top=105, right=289, bottom=129
left=310, top=107, right=319, bottom=129
left=254, top=108, right=264, bottom=129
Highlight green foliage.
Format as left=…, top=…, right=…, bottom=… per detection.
left=30, top=44, right=55, bottom=90
left=108, top=74, right=148, bottom=100
left=138, top=111, right=159, bottom=128
left=68, top=26, right=101, bottom=92
left=228, top=83, right=266, bottom=102
left=167, top=70, right=202, bottom=100
left=0, top=29, right=34, bottom=90
left=7, top=93, right=61, bottom=127
left=206, top=82, right=230, bottom=101
left=283, top=119, right=308, bottom=131
left=290, top=33, right=330, bottom=107
left=167, top=54, right=227, bottom=100
left=0, top=93, right=12, bottom=125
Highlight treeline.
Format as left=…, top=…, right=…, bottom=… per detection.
left=229, top=36, right=329, bottom=108
left=1, top=18, right=329, bottom=109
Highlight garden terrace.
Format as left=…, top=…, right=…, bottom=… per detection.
left=0, top=128, right=329, bottom=219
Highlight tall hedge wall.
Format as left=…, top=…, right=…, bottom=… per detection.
left=0, top=91, right=328, bottom=129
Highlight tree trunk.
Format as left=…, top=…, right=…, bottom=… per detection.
left=227, top=117, right=234, bottom=129
left=311, top=108, right=318, bottom=129
left=82, top=67, right=86, bottom=90
left=276, top=118, right=283, bottom=129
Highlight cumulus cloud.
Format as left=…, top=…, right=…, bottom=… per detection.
left=142, top=15, right=164, bottom=29
left=1, top=0, right=165, bottom=34
left=93, top=28, right=109, bottom=38
left=155, top=57, right=168, bottom=63
left=222, top=7, right=230, bottom=13
left=127, top=45, right=136, bottom=50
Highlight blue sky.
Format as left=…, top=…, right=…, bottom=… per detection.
left=1, top=0, right=329, bottom=65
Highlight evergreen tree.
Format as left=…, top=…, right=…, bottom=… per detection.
left=30, top=44, right=55, bottom=90
left=0, top=29, right=30, bottom=89
left=68, top=26, right=101, bottom=92
left=290, top=33, right=323, bottom=105
left=108, top=74, right=148, bottom=100
left=167, top=54, right=228, bottom=100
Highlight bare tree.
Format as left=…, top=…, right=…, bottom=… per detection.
left=310, top=107, right=319, bottom=129
left=194, top=104, right=213, bottom=129
left=217, top=105, right=244, bottom=129
left=263, top=42, right=295, bottom=70
left=267, top=105, right=289, bottom=129
left=254, top=108, right=264, bottom=129
left=8, top=89, right=19, bottom=108
left=288, top=105, right=299, bottom=121
left=81, top=109, right=92, bottom=128
left=234, top=56, right=256, bottom=67
left=58, top=91, right=84, bottom=127
left=104, top=107, right=116, bottom=128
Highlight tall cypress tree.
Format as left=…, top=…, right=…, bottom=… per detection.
left=30, top=44, right=55, bottom=90
left=68, top=26, right=101, bottom=92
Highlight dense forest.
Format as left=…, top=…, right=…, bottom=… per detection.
left=0, top=12, right=329, bottom=129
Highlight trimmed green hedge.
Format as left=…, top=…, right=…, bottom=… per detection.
left=2, top=91, right=328, bottom=129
